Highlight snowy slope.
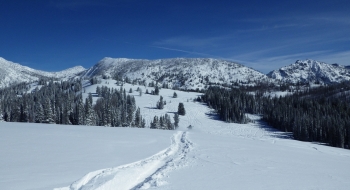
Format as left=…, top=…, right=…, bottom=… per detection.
left=0, top=57, right=86, bottom=88
left=82, top=57, right=270, bottom=89
left=0, top=123, right=174, bottom=190
left=267, top=59, right=350, bottom=84
left=2, top=79, right=350, bottom=190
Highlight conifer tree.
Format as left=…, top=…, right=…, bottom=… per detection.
left=134, top=107, right=141, bottom=127
left=43, top=98, right=54, bottom=123
left=76, top=99, right=85, bottom=125
left=85, top=97, right=95, bottom=126
left=34, top=102, right=44, bottom=123
left=150, top=116, right=159, bottom=129
left=174, top=113, right=179, bottom=128
left=165, top=114, right=173, bottom=130
left=178, top=103, right=186, bottom=115
left=156, top=96, right=164, bottom=109
left=0, top=100, right=3, bottom=121
left=141, top=117, right=146, bottom=128
left=154, top=86, right=159, bottom=95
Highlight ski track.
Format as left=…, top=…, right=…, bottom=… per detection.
left=54, top=131, right=193, bottom=190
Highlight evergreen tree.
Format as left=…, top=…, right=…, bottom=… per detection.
left=134, top=107, right=141, bottom=127
left=96, top=86, right=101, bottom=96
left=165, top=114, right=173, bottom=130
left=139, top=89, right=143, bottom=97
left=150, top=116, right=159, bottom=129
left=178, top=103, right=186, bottom=115
left=34, top=102, right=44, bottom=123
left=85, top=97, right=95, bottom=126
left=159, top=116, right=165, bottom=129
left=76, top=99, right=85, bottom=125
left=173, top=92, right=177, bottom=98
left=126, top=95, right=136, bottom=126
left=156, top=96, right=164, bottom=109
left=43, top=98, right=54, bottom=123
left=0, top=100, right=3, bottom=121
left=141, top=117, right=146, bottom=128
left=174, top=113, right=179, bottom=128
left=154, top=86, right=160, bottom=95
left=20, top=103, right=28, bottom=122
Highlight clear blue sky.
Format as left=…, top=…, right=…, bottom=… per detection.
left=1, top=0, right=349, bottom=73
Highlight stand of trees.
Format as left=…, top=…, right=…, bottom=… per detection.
left=0, top=79, right=174, bottom=130
left=202, top=85, right=350, bottom=149
left=150, top=114, right=175, bottom=130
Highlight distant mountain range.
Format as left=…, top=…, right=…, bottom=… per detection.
left=0, top=57, right=85, bottom=88
left=1, top=57, right=350, bottom=89
left=267, top=59, right=350, bottom=84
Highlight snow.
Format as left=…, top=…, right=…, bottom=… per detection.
left=0, top=123, right=174, bottom=190
left=1, top=79, right=350, bottom=190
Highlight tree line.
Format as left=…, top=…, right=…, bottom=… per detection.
left=201, top=85, right=350, bottom=149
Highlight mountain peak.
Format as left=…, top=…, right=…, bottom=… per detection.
left=268, top=59, right=350, bottom=84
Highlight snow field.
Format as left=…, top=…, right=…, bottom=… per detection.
left=0, top=123, right=174, bottom=190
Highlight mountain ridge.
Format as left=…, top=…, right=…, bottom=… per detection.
left=2, top=56, right=350, bottom=89
left=0, top=57, right=86, bottom=88
left=267, top=59, right=350, bottom=84
left=82, top=57, right=270, bottom=89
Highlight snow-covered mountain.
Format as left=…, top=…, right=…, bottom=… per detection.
left=3, top=56, right=350, bottom=90
left=0, top=57, right=86, bottom=88
left=267, top=59, right=350, bottom=84
left=83, top=57, right=269, bottom=89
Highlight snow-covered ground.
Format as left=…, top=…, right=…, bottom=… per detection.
left=1, top=79, right=350, bottom=190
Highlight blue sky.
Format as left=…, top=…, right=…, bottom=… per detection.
left=1, top=0, right=349, bottom=73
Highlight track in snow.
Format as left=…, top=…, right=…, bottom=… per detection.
left=54, top=131, right=193, bottom=190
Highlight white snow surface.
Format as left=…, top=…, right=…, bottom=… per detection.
left=267, top=59, right=350, bottom=84
left=1, top=79, right=350, bottom=190
left=0, top=57, right=85, bottom=88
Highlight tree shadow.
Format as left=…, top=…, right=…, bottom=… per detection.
left=167, top=111, right=178, bottom=114
left=205, top=112, right=221, bottom=121
left=204, top=111, right=293, bottom=140
left=144, top=106, right=157, bottom=110
left=255, top=119, right=294, bottom=139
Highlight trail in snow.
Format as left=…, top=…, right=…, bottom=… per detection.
left=54, top=131, right=193, bottom=190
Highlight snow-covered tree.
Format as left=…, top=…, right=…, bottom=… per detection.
left=34, top=102, right=44, bottom=123
left=85, top=96, right=95, bottom=126
left=43, top=98, right=55, bottom=123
